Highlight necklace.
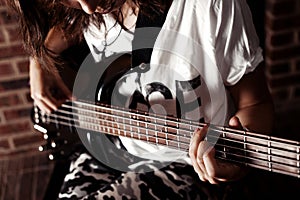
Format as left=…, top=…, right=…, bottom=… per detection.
left=102, top=18, right=122, bottom=47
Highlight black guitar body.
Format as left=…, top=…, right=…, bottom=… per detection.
left=74, top=52, right=147, bottom=172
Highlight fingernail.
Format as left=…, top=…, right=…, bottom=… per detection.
left=198, top=175, right=205, bottom=182
left=192, top=128, right=200, bottom=138
left=201, top=125, right=208, bottom=132
left=194, top=128, right=200, bottom=133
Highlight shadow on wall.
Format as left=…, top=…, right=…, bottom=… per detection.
left=247, top=0, right=300, bottom=141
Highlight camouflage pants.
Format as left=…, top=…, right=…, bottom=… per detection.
left=58, top=148, right=265, bottom=200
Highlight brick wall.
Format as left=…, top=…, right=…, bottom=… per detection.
left=266, top=0, right=300, bottom=110
left=265, top=0, right=300, bottom=139
left=0, top=1, right=43, bottom=157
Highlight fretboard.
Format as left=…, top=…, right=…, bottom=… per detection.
left=33, top=100, right=300, bottom=178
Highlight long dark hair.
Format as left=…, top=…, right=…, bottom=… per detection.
left=6, top=0, right=169, bottom=70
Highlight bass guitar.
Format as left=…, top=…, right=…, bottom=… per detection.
left=31, top=51, right=300, bottom=179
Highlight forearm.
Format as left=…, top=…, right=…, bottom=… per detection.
left=228, top=64, right=275, bottom=134
left=234, top=101, right=274, bottom=134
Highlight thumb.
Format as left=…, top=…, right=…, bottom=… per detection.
left=229, top=116, right=243, bottom=129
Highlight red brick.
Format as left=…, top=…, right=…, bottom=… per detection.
left=19, top=172, right=34, bottom=199
left=271, top=88, right=290, bottom=102
left=6, top=26, right=22, bottom=43
left=17, top=59, right=29, bottom=73
left=0, top=147, right=38, bottom=157
left=37, top=153, right=53, bottom=166
left=268, top=62, right=291, bottom=75
left=22, top=154, right=38, bottom=170
left=296, top=60, right=300, bottom=71
left=4, top=173, right=19, bottom=200
left=0, top=44, right=27, bottom=59
left=4, top=107, right=32, bottom=121
left=0, top=10, right=18, bottom=25
left=266, top=45, right=300, bottom=61
left=293, top=86, right=300, bottom=97
left=269, top=74, right=300, bottom=88
left=0, top=94, right=22, bottom=107
left=0, top=121, right=32, bottom=136
left=13, top=134, right=43, bottom=147
left=7, top=156, right=22, bottom=171
left=25, top=91, right=33, bottom=103
left=36, top=169, right=53, bottom=200
left=0, top=29, right=5, bottom=43
left=0, top=78, right=29, bottom=92
left=0, top=0, right=7, bottom=6
left=270, top=31, right=295, bottom=47
left=271, top=0, right=297, bottom=16
left=0, top=62, right=15, bottom=76
left=0, top=139, right=10, bottom=150
left=266, top=13, right=300, bottom=31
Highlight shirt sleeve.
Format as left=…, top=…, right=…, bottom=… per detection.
left=213, top=0, right=263, bottom=86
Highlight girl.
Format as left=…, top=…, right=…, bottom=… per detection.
left=8, top=0, right=274, bottom=199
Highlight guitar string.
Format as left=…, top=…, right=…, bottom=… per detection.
left=41, top=100, right=300, bottom=158
left=36, top=105, right=300, bottom=171
left=66, top=101, right=300, bottom=147
left=42, top=116, right=300, bottom=178
left=51, top=105, right=297, bottom=156
left=71, top=100, right=300, bottom=145
left=45, top=110, right=300, bottom=164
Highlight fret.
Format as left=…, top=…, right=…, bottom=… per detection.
left=116, top=119, right=121, bottom=136
left=111, top=123, right=115, bottom=135
left=163, top=118, right=169, bottom=146
left=123, top=112, right=126, bottom=138
left=166, top=131, right=169, bottom=147
left=145, top=113, right=149, bottom=143
left=155, top=130, right=158, bottom=145
left=124, top=129, right=129, bottom=138
left=164, top=116, right=167, bottom=129
left=130, top=114, right=133, bottom=138
left=177, top=133, right=180, bottom=150
left=267, top=138, right=272, bottom=171
left=222, top=127, right=227, bottom=158
left=188, top=121, right=193, bottom=146
left=137, top=121, right=141, bottom=141
left=133, top=114, right=140, bottom=140
left=297, top=147, right=300, bottom=171
left=175, top=118, right=180, bottom=150
left=154, top=115, right=158, bottom=145
left=243, top=129, right=247, bottom=165
left=146, top=130, right=150, bottom=143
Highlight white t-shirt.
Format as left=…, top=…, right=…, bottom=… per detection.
left=83, top=0, right=263, bottom=164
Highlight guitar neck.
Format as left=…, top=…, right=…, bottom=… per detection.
left=33, top=100, right=300, bottom=178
